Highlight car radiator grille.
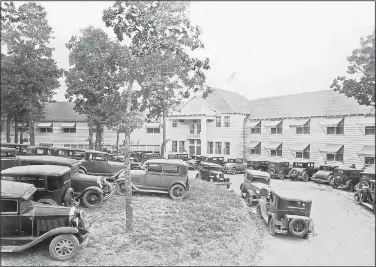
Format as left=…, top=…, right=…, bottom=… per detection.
left=37, top=218, right=68, bottom=233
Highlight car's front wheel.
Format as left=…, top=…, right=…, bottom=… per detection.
left=82, top=189, right=103, bottom=208
left=169, top=184, right=186, bottom=200
left=49, top=234, right=79, bottom=261
left=231, top=168, right=237, bottom=175
left=194, top=164, right=199, bottom=170
left=302, top=172, right=309, bottom=182
left=278, top=171, right=285, bottom=180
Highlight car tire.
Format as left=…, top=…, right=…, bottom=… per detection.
left=302, top=172, right=309, bottom=182
left=268, top=168, right=275, bottom=177
left=82, top=189, right=103, bottom=208
left=63, top=188, right=75, bottom=207
left=38, top=199, right=59, bottom=205
left=256, top=203, right=262, bottom=218
left=231, top=168, right=237, bottom=175
left=268, top=217, right=277, bottom=236
left=278, top=171, right=285, bottom=180
left=289, top=218, right=309, bottom=237
left=169, top=184, right=186, bottom=200
left=194, top=164, right=199, bottom=170
left=49, top=234, right=80, bottom=261
left=227, top=183, right=230, bottom=189
left=328, top=175, right=334, bottom=185
left=245, top=192, right=253, bottom=207
left=116, top=181, right=127, bottom=196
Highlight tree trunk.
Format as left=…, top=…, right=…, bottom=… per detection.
left=88, top=121, right=94, bottom=150
left=124, top=79, right=134, bottom=232
left=116, top=131, right=120, bottom=152
left=20, top=120, right=24, bottom=144
left=28, top=110, right=35, bottom=146
left=95, top=123, right=102, bottom=151
left=160, top=107, right=168, bottom=158
left=14, top=117, right=19, bottom=143
left=6, top=114, right=11, bottom=143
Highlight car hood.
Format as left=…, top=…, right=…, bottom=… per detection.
left=186, top=159, right=197, bottom=164
left=314, top=170, right=333, bottom=177
left=250, top=182, right=271, bottom=191
left=31, top=202, right=72, bottom=218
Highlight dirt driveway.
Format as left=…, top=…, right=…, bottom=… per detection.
left=223, top=172, right=375, bottom=266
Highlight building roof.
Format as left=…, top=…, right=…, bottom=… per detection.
left=41, top=102, right=87, bottom=122
left=247, top=90, right=374, bottom=119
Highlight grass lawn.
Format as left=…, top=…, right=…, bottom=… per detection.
left=1, top=179, right=266, bottom=266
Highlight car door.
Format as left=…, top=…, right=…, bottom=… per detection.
left=145, top=163, right=163, bottom=189
left=0, top=199, right=20, bottom=237
left=92, top=154, right=109, bottom=174
left=161, top=164, right=181, bottom=189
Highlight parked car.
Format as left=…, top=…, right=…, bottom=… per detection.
left=113, top=159, right=190, bottom=199
left=1, top=143, right=29, bottom=155
left=107, top=154, right=143, bottom=170
left=246, top=156, right=271, bottom=172
left=17, top=155, right=115, bottom=208
left=256, top=189, right=314, bottom=239
left=312, top=162, right=343, bottom=184
left=79, top=150, right=125, bottom=176
left=51, top=147, right=86, bottom=160
left=167, top=152, right=189, bottom=161
left=1, top=165, right=76, bottom=206
left=130, top=151, right=148, bottom=162
left=195, top=162, right=231, bottom=189
left=223, top=158, right=247, bottom=175
left=26, top=146, right=53, bottom=156
left=359, top=165, right=375, bottom=185
left=267, top=158, right=292, bottom=180
left=0, top=180, right=89, bottom=260
left=240, top=169, right=271, bottom=206
left=354, top=166, right=375, bottom=213
left=202, top=156, right=226, bottom=166
left=0, top=147, right=20, bottom=171
left=186, top=154, right=203, bottom=170
left=288, top=159, right=318, bottom=182
left=332, top=166, right=364, bottom=191
left=141, top=152, right=161, bottom=163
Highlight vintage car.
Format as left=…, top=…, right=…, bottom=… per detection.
left=268, top=158, right=292, bottom=180
left=223, top=158, right=247, bottom=175
left=256, top=189, right=314, bottom=239
left=332, top=166, right=364, bottom=191
left=79, top=150, right=125, bottom=176
left=288, top=159, right=318, bottom=182
left=25, top=146, right=53, bottom=156
left=354, top=166, right=375, bottom=212
left=1, top=165, right=76, bottom=207
left=111, top=159, right=190, bottom=199
left=312, top=162, right=342, bottom=184
left=195, top=162, right=231, bottom=189
left=167, top=152, right=189, bottom=161
left=17, top=156, right=115, bottom=208
left=1, top=143, right=29, bottom=155
left=51, top=147, right=86, bottom=160
left=246, top=156, right=271, bottom=172
left=141, top=152, right=161, bottom=163
left=0, top=147, right=20, bottom=171
left=130, top=151, right=148, bottom=162
left=186, top=154, right=203, bottom=170
left=202, top=156, right=226, bottom=166
left=240, top=169, right=271, bottom=206
left=0, top=180, right=89, bottom=260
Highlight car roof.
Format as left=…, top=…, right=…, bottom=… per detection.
left=52, top=146, right=85, bottom=152
left=361, top=165, right=375, bottom=175
left=18, top=155, right=80, bottom=166
left=145, top=159, right=189, bottom=166
left=27, top=146, right=52, bottom=150
left=246, top=169, right=270, bottom=177
left=1, top=143, right=29, bottom=147
left=0, top=147, right=17, bottom=152
left=168, top=152, right=188, bottom=155
left=201, top=162, right=222, bottom=167
left=336, top=166, right=364, bottom=171
left=84, top=150, right=108, bottom=155
left=293, top=159, right=314, bottom=164
left=268, top=158, right=290, bottom=163
left=247, top=156, right=273, bottom=162
left=272, top=189, right=312, bottom=202
left=1, top=180, right=36, bottom=199
left=1, top=165, right=71, bottom=176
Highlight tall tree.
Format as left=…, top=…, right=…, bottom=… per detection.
left=1, top=2, right=62, bottom=145
left=331, top=31, right=375, bottom=107
left=103, top=1, right=210, bottom=232
left=65, top=26, right=130, bottom=150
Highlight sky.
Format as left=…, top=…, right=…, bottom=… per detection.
left=15, top=1, right=375, bottom=101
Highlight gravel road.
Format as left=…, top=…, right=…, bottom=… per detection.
left=222, top=172, right=375, bottom=266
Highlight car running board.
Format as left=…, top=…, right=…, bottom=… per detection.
left=132, top=185, right=167, bottom=194
left=361, top=202, right=374, bottom=210
left=1, top=246, right=17, bottom=252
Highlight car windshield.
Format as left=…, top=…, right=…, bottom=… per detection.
left=1, top=151, right=16, bottom=157
left=46, top=175, right=65, bottom=191
left=228, top=159, right=236, bottom=163
left=20, top=176, right=45, bottom=189
left=293, top=163, right=307, bottom=168
left=253, top=177, right=269, bottom=184
left=210, top=167, right=222, bottom=172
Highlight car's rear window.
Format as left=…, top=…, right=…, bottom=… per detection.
left=20, top=176, right=45, bottom=189
left=1, top=151, right=16, bottom=157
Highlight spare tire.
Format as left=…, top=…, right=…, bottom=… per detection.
left=289, top=169, right=298, bottom=178
left=268, top=168, right=275, bottom=177
left=289, top=218, right=308, bottom=237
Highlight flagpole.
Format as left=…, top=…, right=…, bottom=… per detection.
left=235, top=70, right=238, bottom=93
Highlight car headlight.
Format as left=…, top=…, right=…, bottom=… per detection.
left=256, top=189, right=261, bottom=194
left=97, top=178, right=103, bottom=188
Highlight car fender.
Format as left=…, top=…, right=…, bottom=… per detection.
left=12, top=227, right=79, bottom=252
left=79, top=166, right=88, bottom=174
left=258, top=198, right=269, bottom=223
left=168, top=181, right=186, bottom=192
left=76, top=186, right=104, bottom=199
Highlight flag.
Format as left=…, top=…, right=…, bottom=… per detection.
left=226, top=71, right=237, bottom=83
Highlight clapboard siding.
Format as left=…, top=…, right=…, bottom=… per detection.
left=245, top=115, right=375, bottom=167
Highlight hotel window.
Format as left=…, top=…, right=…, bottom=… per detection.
left=271, top=144, right=283, bottom=157
left=326, top=148, right=344, bottom=162
left=296, top=149, right=310, bottom=159
left=216, top=116, right=221, bottom=127
left=215, top=142, right=222, bottom=154
left=197, top=123, right=201, bottom=134
left=172, top=120, right=178, bottom=128
left=190, top=124, right=195, bottom=134
left=207, top=142, right=213, bottom=154
left=147, top=128, right=160, bottom=133
left=327, top=119, right=344, bottom=135
left=63, top=128, right=76, bottom=133
left=224, top=116, right=230, bottom=127
left=271, top=124, right=283, bottom=134
left=365, top=157, right=375, bottom=165
left=179, top=141, right=185, bottom=153
left=296, top=120, right=310, bottom=134
left=189, top=139, right=194, bottom=145
left=224, top=142, right=230, bottom=155
left=249, top=121, right=261, bottom=134
left=172, top=141, right=177, bottom=153
left=39, top=127, right=53, bottom=133
left=365, top=126, right=375, bottom=135
left=250, top=143, right=261, bottom=155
